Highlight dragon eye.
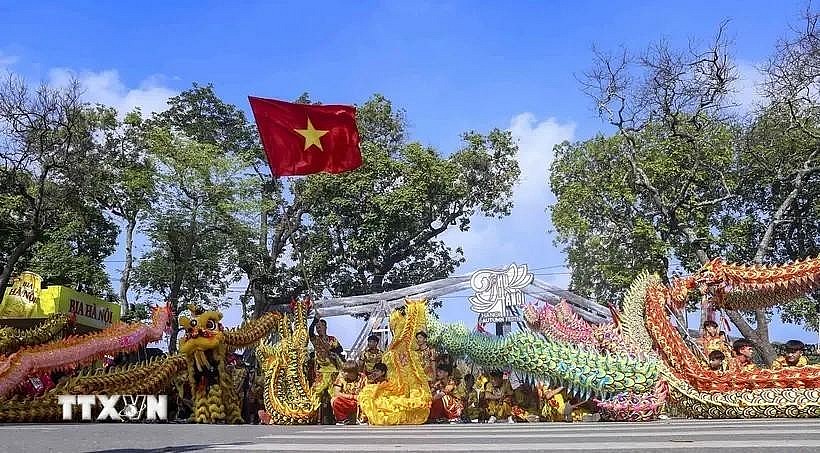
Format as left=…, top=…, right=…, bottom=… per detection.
left=206, top=320, right=216, bottom=330
left=189, top=319, right=197, bottom=327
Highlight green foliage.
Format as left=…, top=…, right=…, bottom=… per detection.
left=0, top=75, right=119, bottom=296
left=556, top=15, right=820, bottom=347
left=550, top=118, right=737, bottom=302
left=296, top=94, right=520, bottom=303
left=23, top=205, right=118, bottom=296
left=120, top=302, right=150, bottom=323
left=133, top=133, right=244, bottom=309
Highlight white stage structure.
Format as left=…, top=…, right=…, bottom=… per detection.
left=312, top=264, right=611, bottom=360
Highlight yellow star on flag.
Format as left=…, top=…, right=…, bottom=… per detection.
left=294, top=117, right=329, bottom=151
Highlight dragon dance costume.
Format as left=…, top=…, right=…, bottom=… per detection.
left=357, top=300, right=431, bottom=425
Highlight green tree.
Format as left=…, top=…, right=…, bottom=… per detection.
left=133, top=131, right=244, bottom=352
left=139, top=87, right=521, bottom=323
left=0, top=74, right=116, bottom=296
left=143, top=84, right=299, bottom=317
left=97, top=110, right=160, bottom=314
left=296, top=94, right=521, bottom=306
left=550, top=134, right=672, bottom=304
left=555, top=17, right=820, bottom=364
left=22, top=203, right=118, bottom=296
left=556, top=25, right=740, bottom=354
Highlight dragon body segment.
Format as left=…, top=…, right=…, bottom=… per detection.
left=0, top=355, right=187, bottom=422
left=0, top=313, right=74, bottom=355
left=693, top=257, right=820, bottom=311
left=426, top=317, right=658, bottom=400
left=0, top=304, right=171, bottom=398
left=622, top=260, right=820, bottom=418
left=0, top=302, right=281, bottom=423
left=257, top=300, right=318, bottom=424
left=524, top=297, right=665, bottom=421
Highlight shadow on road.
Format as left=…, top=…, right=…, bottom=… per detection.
left=89, top=442, right=253, bottom=453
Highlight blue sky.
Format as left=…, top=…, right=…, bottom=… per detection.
left=2, top=0, right=816, bottom=346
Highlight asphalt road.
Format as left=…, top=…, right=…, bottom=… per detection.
left=3, top=418, right=820, bottom=452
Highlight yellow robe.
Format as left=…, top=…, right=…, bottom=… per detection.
left=770, top=355, right=808, bottom=369
left=541, top=391, right=566, bottom=422
left=357, top=301, right=431, bottom=425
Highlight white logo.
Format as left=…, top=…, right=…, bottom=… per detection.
left=57, top=395, right=167, bottom=421
left=469, top=264, right=533, bottom=323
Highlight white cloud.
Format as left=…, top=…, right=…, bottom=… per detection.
left=508, top=113, right=576, bottom=207
left=442, top=113, right=576, bottom=274
left=732, top=60, right=765, bottom=113
left=48, top=68, right=176, bottom=117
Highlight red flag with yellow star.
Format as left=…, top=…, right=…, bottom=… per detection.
left=248, top=96, right=362, bottom=176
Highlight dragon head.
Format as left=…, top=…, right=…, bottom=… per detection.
left=150, top=303, right=173, bottom=335
left=179, top=305, right=225, bottom=376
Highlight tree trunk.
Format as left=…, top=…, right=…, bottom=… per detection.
left=251, top=182, right=273, bottom=318
left=168, top=315, right=180, bottom=354
left=119, top=217, right=137, bottom=315
left=251, top=279, right=268, bottom=318
left=730, top=172, right=809, bottom=365
left=0, top=233, right=37, bottom=296
left=167, top=277, right=183, bottom=354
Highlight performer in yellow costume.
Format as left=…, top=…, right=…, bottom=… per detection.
left=362, top=334, right=383, bottom=374
left=483, top=370, right=514, bottom=423
left=357, top=300, right=432, bottom=425
left=697, top=320, right=732, bottom=360
left=309, top=316, right=344, bottom=401
left=770, top=340, right=809, bottom=369
left=538, top=383, right=566, bottom=422
left=510, top=382, right=541, bottom=422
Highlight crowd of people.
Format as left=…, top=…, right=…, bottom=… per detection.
left=698, top=320, right=810, bottom=372
left=13, top=314, right=812, bottom=424
left=295, top=316, right=595, bottom=426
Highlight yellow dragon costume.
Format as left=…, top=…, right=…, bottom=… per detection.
left=179, top=305, right=282, bottom=424
left=357, top=300, right=431, bottom=425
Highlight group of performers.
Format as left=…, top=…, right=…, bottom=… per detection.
left=299, top=316, right=593, bottom=425
left=698, top=320, right=809, bottom=372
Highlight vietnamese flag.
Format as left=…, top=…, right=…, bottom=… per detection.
left=248, top=96, right=362, bottom=176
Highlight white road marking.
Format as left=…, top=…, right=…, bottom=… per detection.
left=255, top=428, right=818, bottom=439
left=206, top=439, right=820, bottom=451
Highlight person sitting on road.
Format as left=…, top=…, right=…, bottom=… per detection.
left=538, top=383, right=566, bottom=422
left=708, top=350, right=727, bottom=372
left=731, top=339, right=757, bottom=372
left=331, top=360, right=367, bottom=425
left=483, top=370, right=514, bottom=423
left=428, top=363, right=463, bottom=423
left=362, top=334, right=384, bottom=374
left=366, top=362, right=387, bottom=385
left=456, top=373, right=486, bottom=423
left=511, top=382, right=541, bottom=422
left=771, top=340, right=809, bottom=369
